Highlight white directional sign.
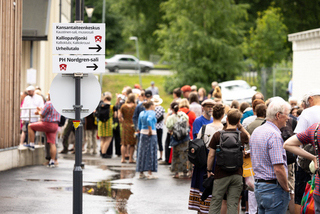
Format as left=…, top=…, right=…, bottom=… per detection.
left=52, top=55, right=105, bottom=73
left=52, top=23, right=105, bottom=55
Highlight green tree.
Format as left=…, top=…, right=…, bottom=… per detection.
left=243, top=7, right=288, bottom=97
left=110, top=0, right=167, bottom=58
left=156, top=0, right=249, bottom=93
left=80, top=0, right=125, bottom=55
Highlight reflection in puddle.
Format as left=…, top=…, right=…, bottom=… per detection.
left=26, top=179, right=57, bottom=182
left=47, top=168, right=135, bottom=214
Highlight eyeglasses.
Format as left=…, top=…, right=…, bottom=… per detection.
left=278, top=112, right=289, bottom=117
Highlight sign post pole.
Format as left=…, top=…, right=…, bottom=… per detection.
left=74, top=1, right=82, bottom=214
left=51, top=1, right=105, bottom=213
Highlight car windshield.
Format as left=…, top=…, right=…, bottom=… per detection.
left=223, top=82, right=250, bottom=91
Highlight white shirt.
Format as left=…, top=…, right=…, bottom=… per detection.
left=21, top=94, right=45, bottom=122
left=294, top=105, right=320, bottom=133
left=242, top=115, right=257, bottom=129
left=147, top=86, right=159, bottom=95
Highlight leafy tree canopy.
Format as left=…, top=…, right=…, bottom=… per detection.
left=156, top=0, right=249, bottom=92
left=243, top=7, right=288, bottom=69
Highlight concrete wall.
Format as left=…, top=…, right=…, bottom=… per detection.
left=0, top=146, right=46, bottom=171
left=288, top=29, right=320, bottom=101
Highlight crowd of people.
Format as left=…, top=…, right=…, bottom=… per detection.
left=20, top=80, right=320, bottom=214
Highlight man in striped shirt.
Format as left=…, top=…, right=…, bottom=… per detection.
left=250, top=98, right=291, bottom=213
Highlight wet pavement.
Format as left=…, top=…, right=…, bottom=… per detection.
left=0, top=143, right=196, bottom=214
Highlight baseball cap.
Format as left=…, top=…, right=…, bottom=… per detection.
left=303, top=89, right=320, bottom=105
left=151, top=81, right=155, bottom=85
left=134, top=84, right=141, bottom=89
left=201, top=99, right=216, bottom=106
left=26, top=85, right=35, bottom=91
left=145, top=90, right=152, bottom=98
left=181, top=85, right=191, bottom=92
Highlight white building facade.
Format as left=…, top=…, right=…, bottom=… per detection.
left=288, top=28, right=320, bottom=101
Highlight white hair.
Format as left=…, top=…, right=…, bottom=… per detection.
left=266, top=97, right=291, bottom=120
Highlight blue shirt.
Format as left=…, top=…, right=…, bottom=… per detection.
left=192, top=115, right=213, bottom=140
left=241, top=109, right=253, bottom=124
left=138, top=110, right=157, bottom=131
left=250, top=121, right=287, bottom=180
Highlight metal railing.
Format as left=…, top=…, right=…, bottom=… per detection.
left=20, top=107, right=45, bottom=145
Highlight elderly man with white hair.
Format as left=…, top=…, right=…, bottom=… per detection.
left=250, top=98, right=291, bottom=213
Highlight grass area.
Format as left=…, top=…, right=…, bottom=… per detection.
left=102, top=74, right=172, bottom=110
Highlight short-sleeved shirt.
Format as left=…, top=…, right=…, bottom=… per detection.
left=297, top=123, right=320, bottom=196
left=155, top=105, right=165, bottom=129
left=250, top=121, right=288, bottom=180
left=41, top=101, right=60, bottom=123
left=192, top=115, right=213, bottom=140
left=209, top=129, right=249, bottom=179
left=294, top=106, right=320, bottom=133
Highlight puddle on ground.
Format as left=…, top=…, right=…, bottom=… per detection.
left=42, top=167, right=135, bottom=214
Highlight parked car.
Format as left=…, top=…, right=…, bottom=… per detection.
left=218, top=80, right=257, bottom=105
left=105, top=54, right=154, bottom=73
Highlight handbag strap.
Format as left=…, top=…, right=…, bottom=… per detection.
left=314, top=123, right=320, bottom=175
left=200, top=125, right=206, bottom=139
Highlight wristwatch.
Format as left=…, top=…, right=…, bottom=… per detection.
left=207, top=169, right=212, bottom=172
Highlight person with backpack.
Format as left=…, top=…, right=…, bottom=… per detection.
left=188, top=104, right=225, bottom=214
left=166, top=102, right=190, bottom=178
left=178, top=98, right=197, bottom=140
left=97, top=92, right=117, bottom=158
left=207, top=109, right=249, bottom=214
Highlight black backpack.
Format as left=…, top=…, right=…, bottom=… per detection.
left=188, top=125, right=207, bottom=169
left=216, top=130, right=243, bottom=172
left=96, top=102, right=110, bottom=122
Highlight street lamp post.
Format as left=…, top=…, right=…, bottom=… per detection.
left=130, top=36, right=142, bottom=88
left=85, top=6, right=95, bottom=23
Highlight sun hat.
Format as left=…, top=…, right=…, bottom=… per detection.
left=152, top=95, right=163, bottom=105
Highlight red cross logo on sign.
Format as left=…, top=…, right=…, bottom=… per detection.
left=59, top=64, right=67, bottom=71
left=95, top=35, right=102, bottom=42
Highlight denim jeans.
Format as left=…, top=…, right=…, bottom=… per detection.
left=254, top=182, right=290, bottom=214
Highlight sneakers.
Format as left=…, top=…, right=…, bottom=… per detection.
left=59, top=149, right=68, bottom=154
left=23, top=144, right=35, bottom=151
left=47, top=162, right=55, bottom=168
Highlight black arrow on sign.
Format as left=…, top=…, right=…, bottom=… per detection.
left=88, top=44, right=102, bottom=52
left=86, top=63, right=98, bottom=71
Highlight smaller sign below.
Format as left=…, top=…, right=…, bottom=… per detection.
left=52, top=55, right=105, bottom=73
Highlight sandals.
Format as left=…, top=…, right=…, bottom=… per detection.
left=129, top=160, right=136, bottom=164
left=139, top=173, right=146, bottom=179
left=172, top=174, right=180, bottom=179
left=121, top=160, right=127, bottom=164
left=146, top=174, right=158, bottom=180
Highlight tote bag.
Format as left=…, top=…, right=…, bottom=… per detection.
left=301, top=175, right=316, bottom=214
